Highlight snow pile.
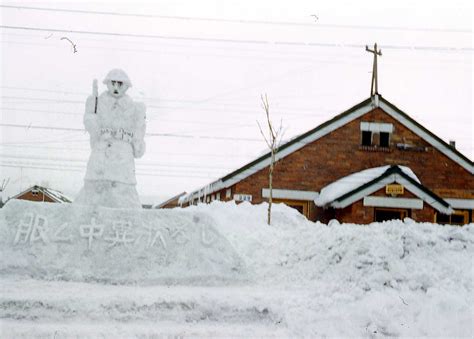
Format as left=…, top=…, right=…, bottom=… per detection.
left=0, top=200, right=472, bottom=337
left=194, top=201, right=472, bottom=289
left=182, top=201, right=473, bottom=336
left=0, top=200, right=245, bottom=284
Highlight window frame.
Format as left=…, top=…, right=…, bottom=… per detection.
left=360, top=122, right=394, bottom=148
left=361, top=130, right=373, bottom=146
left=379, top=131, right=390, bottom=148
left=374, top=208, right=409, bottom=222
left=435, top=210, right=469, bottom=225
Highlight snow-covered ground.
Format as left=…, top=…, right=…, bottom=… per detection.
left=1, top=200, right=472, bottom=338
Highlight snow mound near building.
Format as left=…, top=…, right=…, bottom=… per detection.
left=192, top=201, right=473, bottom=291
left=0, top=200, right=245, bottom=284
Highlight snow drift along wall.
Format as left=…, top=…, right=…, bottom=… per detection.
left=0, top=200, right=245, bottom=284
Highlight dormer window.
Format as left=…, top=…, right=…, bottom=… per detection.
left=361, top=131, right=372, bottom=146
left=360, top=122, right=393, bottom=149
left=380, top=132, right=390, bottom=147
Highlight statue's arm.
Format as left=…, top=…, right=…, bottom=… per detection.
left=132, top=102, right=147, bottom=158
left=84, top=95, right=100, bottom=139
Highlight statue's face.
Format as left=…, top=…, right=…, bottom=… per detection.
left=107, top=80, right=129, bottom=98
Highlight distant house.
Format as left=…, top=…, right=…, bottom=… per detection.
left=154, top=192, right=187, bottom=209
left=178, top=94, right=473, bottom=225
left=9, top=185, right=72, bottom=204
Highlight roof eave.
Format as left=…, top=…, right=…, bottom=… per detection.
left=329, top=166, right=453, bottom=214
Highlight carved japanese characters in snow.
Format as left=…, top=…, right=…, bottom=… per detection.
left=75, top=69, right=146, bottom=208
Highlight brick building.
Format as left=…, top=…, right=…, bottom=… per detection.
left=154, top=192, right=186, bottom=209
left=178, top=95, right=473, bottom=225
left=8, top=185, right=72, bottom=204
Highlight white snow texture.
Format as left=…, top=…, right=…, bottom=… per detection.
left=75, top=83, right=146, bottom=209
left=0, top=200, right=472, bottom=338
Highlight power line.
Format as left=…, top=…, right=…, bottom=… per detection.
left=0, top=144, right=255, bottom=159
left=0, top=85, right=88, bottom=96
left=0, top=123, right=264, bottom=142
left=0, top=107, right=258, bottom=127
left=3, top=32, right=471, bottom=68
left=0, top=163, right=217, bottom=179
left=1, top=159, right=228, bottom=176
left=0, top=4, right=470, bottom=33
left=0, top=153, right=232, bottom=171
left=1, top=25, right=472, bottom=52
left=0, top=95, right=83, bottom=104
left=1, top=107, right=81, bottom=116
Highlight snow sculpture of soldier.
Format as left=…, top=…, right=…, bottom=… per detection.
left=75, top=69, right=146, bottom=209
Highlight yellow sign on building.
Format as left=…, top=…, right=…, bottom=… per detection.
left=386, top=184, right=404, bottom=196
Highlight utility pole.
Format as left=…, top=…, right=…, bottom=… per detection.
left=366, top=43, right=382, bottom=96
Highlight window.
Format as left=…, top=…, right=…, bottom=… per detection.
left=435, top=210, right=469, bottom=225
left=360, top=122, right=393, bottom=148
left=226, top=188, right=232, bottom=199
left=361, top=131, right=372, bottom=146
left=379, top=132, right=390, bottom=147
left=374, top=208, right=408, bottom=222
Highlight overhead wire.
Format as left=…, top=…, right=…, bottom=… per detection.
left=0, top=4, right=470, bottom=33
left=0, top=153, right=234, bottom=171
left=0, top=163, right=219, bottom=179
left=1, top=25, right=472, bottom=52
left=0, top=123, right=264, bottom=142
left=0, top=144, right=254, bottom=159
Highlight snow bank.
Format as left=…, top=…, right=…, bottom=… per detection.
left=185, top=201, right=474, bottom=337
left=192, top=201, right=472, bottom=290
left=0, top=200, right=245, bottom=284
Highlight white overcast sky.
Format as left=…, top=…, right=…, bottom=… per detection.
left=0, top=0, right=472, bottom=204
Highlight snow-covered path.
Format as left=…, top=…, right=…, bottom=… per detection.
left=1, top=279, right=290, bottom=337
left=2, top=276, right=471, bottom=338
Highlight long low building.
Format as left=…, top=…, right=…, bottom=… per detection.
left=175, top=94, right=473, bottom=225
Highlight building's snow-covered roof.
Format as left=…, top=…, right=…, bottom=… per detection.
left=153, top=192, right=187, bottom=209
left=10, top=185, right=72, bottom=203
left=42, top=187, right=73, bottom=203
left=314, top=165, right=452, bottom=215
left=315, top=165, right=420, bottom=207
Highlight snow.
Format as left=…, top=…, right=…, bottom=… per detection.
left=75, top=72, right=147, bottom=209
left=315, top=165, right=421, bottom=206
left=41, top=187, right=73, bottom=203
left=0, top=200, right=472, bottom=337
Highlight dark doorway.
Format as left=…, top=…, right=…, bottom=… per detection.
left=375, top=208, right=408, bottom=222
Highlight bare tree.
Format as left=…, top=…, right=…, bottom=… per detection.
left=0, top=178, right=10, bottom=207
left=257, top=94, right=283, bottom=225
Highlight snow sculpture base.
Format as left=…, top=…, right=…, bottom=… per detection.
left=74, top=180, right=141, bottom=209
left=0, top=200, right=245, bottom=284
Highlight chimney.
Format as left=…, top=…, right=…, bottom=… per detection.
left=449, top=140, right=456, bottom=149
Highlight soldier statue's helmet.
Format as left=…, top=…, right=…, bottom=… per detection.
left=102, top=69, right=133, bottom=87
